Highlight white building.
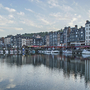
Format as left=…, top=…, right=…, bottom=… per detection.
left=85, top=20, right=90, bottom=45
left=22, top=38, right=26, bottom=46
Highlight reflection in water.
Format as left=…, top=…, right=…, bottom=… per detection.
left=0, top=54, right=90, bottom=90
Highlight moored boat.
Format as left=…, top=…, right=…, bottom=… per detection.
left=62, top=50, right=72, bottom=54
left=82, top=49, right=90, bottom=54
left=51, top=50, right=60, bottom=54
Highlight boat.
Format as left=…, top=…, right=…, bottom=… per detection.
left=62, top=50, right=72, bottom=54
left=5, top=50, right=9, bottom=54
left=0, top=50, right=3, bottom=54
left=82, top=54, right=90, bottom=58
left=82, top=49, right=90, bottom=54
left=51, top=50, right=60, bottom=55
left=44, top=50, right=51, bottom=54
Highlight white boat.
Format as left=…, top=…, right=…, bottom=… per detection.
left=62, top=50, right=72, bottom=54
left=44, top=50, right=51, bottom=54
left=0, top=50, right=3, bottom=54
left=5, top=50, right=9, bottom=54
left=82, top=54, right=90, bottom=58
left=51, top=50, right=60, bottom=54
left=82, top=49, right=90, bottom=54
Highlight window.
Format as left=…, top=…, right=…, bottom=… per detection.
left=86, top=32, right=88, bottom=34
left=86, top=25, right=88, bottom=27
left=86, top=28, right=88, bottom=30
left=86, top=36, right=88, bottom=39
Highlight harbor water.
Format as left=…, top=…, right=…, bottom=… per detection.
left=0, top=54, right=90, bottom=90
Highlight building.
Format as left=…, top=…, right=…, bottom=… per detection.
left=49, top=32, right=53, bottom=46
left=60, top=32, right=64, bottom=46
left=0, top=37, right=4, bottom=48
left=70, top=25, right=85, bottom=46
left=57, top=31, right=60, bottom=46
left=46, top=34, right=49, bottom=46
left=78, top=26, right=85, bottom=45
left=63, top=27, right=68, bottom=48
left=26, top=37, right=31, bottom=47
left=42, top=36, right=46, bottom=45
left=29, top=38, right=33, bottom=46
left=4, top=35, right=12, bottom=48
left=10, top=34, right=22, bottom=49
left=49, top=31, right=58, bottom=46
left=22, top=37, right=26, bottom=46
left=85, top=20, right=90, bottom=45
left=53, top=31, right=58, bottom=46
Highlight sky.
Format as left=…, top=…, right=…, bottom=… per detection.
left=0, top=0, right=90, bottom=37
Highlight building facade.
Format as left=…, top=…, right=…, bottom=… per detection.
left=85, top=20, right=90, bottom=45
left=46, top=34, right=49, bottom=46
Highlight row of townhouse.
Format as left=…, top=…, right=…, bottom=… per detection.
left=46, top=20, right=90, bottom=47
left=1, top=34, right=43, bottom=49
left=0, top=20, right=90, bottom=49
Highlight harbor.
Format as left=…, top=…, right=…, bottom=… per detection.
left=0, top=54, right=90, bottom=90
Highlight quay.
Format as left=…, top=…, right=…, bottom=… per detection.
left=0, top=45, right=90, bottom=55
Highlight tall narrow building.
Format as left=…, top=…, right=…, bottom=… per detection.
left=85, top=20, right=90, bottom=45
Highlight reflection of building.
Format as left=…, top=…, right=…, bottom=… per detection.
left=85, top=60, right=90, bottom=82
left=2, top=54, right=90, bottom=85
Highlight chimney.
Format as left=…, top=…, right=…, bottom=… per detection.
left=75, top=25, right=78, bottom=29
left=86, top=20, right=89, bottom=23
left=81, top=26, right=83, bottom=28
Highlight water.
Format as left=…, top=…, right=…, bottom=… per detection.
left=0, top=54, right=90, bottom=90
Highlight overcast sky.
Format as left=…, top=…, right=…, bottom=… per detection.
left=0, top=0, right=90, bottom=37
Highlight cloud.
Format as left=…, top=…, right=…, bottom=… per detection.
left=0, top=27, right=24, bottom=31
left=47, top=27, right=60, bottom=31
left=47, top=0, right=73, bottom=12
left=68, top=14, right=82, bottom=26
left=60, top=5, right=73, bottom=12
left=50, top=12, right=72, bottom=20
left=0, top=4, right=3, bottom=8
left=0, top=29, right=4, bottom=32
left=48, top=0, right=60, bottom=8
left=69, top=18, right=77, bottom=26
left=29, top=0, right=42, bottom=3
left=21, top=19, right=43, bottom=28
left=17, top=12, right=25, bottom=16
left=8, top=15, right=15, bottom=19
left=25, top=8, right=34, bottom=13
left=5, top=7, right=16, bottom=12
left=8, top=20, right=14, bottom=24
left=15, top=28, right=23, bottom=31
left=29, top=0, right=33, bottom=2
left=40, top=18, right=50, bottom=25
left=6, top=84, right=16, bottom=89
left=88, top=10, right=90, bottom=18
